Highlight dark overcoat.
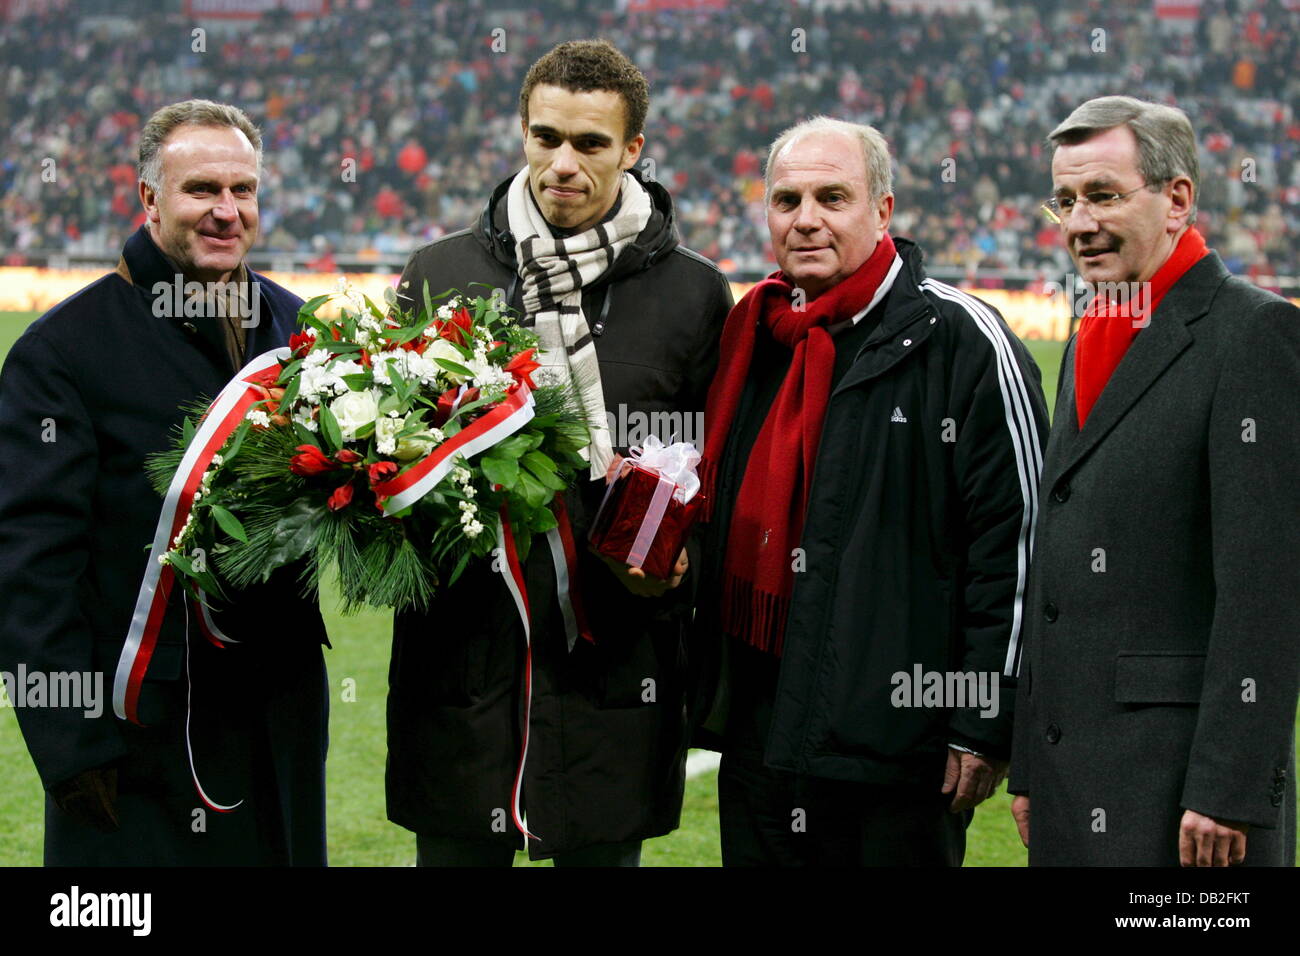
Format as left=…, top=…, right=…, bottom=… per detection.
left=1009, top=251, right=1300, bottom=866
left=0, top=225, right=330, bottom=865
left=385, top=171, right=731, bottom=859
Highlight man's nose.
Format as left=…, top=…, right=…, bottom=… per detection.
left=792, top=196, right=821, bottom=232
left=211, top=189, right=239, bottom=221
left=1063, top=199, right=1100, bottom=237
left=551, top=142, right=579, bottom=177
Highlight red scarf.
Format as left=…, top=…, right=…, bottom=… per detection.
left=701, top=233, right=898, bottom=654
left=1075, top=226, right=1208, bottom=427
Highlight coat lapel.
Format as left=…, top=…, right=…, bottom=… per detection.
left=1048, top=253, right=1228, bottom=483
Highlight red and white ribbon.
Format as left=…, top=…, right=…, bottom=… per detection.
left=113, top=348, right=289, bottom=725
left=373, top=384, right=535, bottom=514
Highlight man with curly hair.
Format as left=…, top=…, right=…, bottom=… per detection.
left=386, top=40, right=731, bottom=866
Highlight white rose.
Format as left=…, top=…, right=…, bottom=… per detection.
left=374, top=414, right=437, bottom=461
left=424, top=338, right=468, bottom=383
left=329, top=389, right=380, bottom=441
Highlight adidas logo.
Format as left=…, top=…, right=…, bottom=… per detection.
left=890, top=407, right=908, bottom=424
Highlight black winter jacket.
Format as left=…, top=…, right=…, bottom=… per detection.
left=693, top=237, right=1049, bottom=787
left=386, top=170, right=731, bottom=858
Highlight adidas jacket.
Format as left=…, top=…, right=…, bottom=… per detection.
left=692, top=236, right=1049, bottom=784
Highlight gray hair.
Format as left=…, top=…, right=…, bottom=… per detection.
left=765, top=116, right=893, bottom=201
left=1048, top=95, right=1199, bottom=222
left=138, top=99, right=262, bottom=192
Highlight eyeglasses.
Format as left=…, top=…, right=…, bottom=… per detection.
left=1040, top=182, right=1162, bottom=225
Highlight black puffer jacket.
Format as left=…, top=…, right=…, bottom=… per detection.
left=385, top=170, right=731, bottom=859
left=692, top=237, right=1049, bottom=786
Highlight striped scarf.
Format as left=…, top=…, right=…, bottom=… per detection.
left=506, top=167, right=653, bottom=479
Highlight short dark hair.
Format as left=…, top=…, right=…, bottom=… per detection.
left=518, top=39, right=648, bottom=141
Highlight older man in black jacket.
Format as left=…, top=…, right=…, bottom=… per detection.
left=0, top=100, right=328, bottom=865
left=386, top=40, right=730, bottom=866
left=693, top=116, right=1049, bottom=866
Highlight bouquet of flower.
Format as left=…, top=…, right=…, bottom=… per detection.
left=145, top=281, right=590, bottom=613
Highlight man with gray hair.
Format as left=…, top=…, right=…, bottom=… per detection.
left=1009, top=95, right=1300, bottom=866
left=0, top=99, right=330, bottom=864
left=691, top=116, right=1048, bottom=865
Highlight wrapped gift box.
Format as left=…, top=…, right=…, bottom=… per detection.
left=588, top=440, right=703, bottom=581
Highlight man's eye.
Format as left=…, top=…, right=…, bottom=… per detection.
left=1057, top=197, right=1076, bottom=210
left=1086, top=192, right=1119, bottom=205
left=825, top=194, right=844, bottom=203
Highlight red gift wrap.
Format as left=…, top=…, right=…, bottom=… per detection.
left=588, top=461, right=704, bottom=581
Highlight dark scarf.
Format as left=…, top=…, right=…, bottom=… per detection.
left=701, top=233, right=898, bottom=654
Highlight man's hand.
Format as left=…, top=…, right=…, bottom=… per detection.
left=941, top=747, right=1008, bottom=812
left=596, top=547, right=689, bottom=598
left=1011, top=794, right=1030, bottom=848
left=1179, top=809, right=1248, bottom=867
left=49, top=765, right=119, bottom=833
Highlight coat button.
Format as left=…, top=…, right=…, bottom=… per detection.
left=1044, top=602, right=1059, bottom=622
left=593, top=322, right=605, bottom=335
left=1052, top=483, right=1070, bottom=503
left=1046, top=724, right=1061, bottom=744
left=1271, top=794, right=1283, bottom=807
left=903, top=338, right=912, bottom=347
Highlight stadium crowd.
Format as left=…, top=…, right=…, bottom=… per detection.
left=0, top=0, right=1296, bottom=282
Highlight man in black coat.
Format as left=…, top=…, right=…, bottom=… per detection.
left=0, top=100, right=329, bottom=865
left=386, top=40, right=730, bottom=866
left=692, top=117, right=1048, bottom=866
left=1009, top=96, right=1299, bottom=866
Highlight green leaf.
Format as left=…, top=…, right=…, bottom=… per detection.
left=222, top=420, right=251, bottom=464
left=181, top=416, right=196, bottom=447
left=326, top=342, right=363, bottom=356
left=434, top=358, right=473, bottom=378
left=383, top=285, right=398, bottom=307
left=522, top=458, right=566, bottom=491
left=522, top=450, right=556, bottom=474
left=318, top=403, right=343, bottom=453
left=447, top=549, right=471, bottom=588
left=263, top=498, right=323, bottom=571
left=341, top=373, right=371, bottom=390
left=378, top=392, right=403, bottom=417
left=516, top=470, right=547, bottom=510
left=490, top=434, right=533, bottom=459
left=530, top=507, right=558, bottom=533
left=277, top=371, right=301, bottom=410
left=276, top=358, right=303, bottom=384
left=299, top=294, right=330, bottom=317
left=209, top=504, right=249, bottom=543
left=422, top=281, right=435, bottom=325
left=293, top=420, right=320, bottom=449
left=481, top=455, right=519, bottom=489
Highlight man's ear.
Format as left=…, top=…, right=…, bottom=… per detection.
left=139, top=180, right=160, bottom=223
left=1167, top=176, right=1194, bottom=233
left=877, top=193, right=895, bottom=233
left=621, top=133, right=645, bottom=172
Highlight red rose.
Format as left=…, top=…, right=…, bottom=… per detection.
left=335, top=449, right=363, bottom=464
left=368, top=461, right=399, bottom=485
left=327, top=482, right=355, bottom=512
left=289, top=330, right=316, bottom=358
left=289, top=444, right=337, bottom=476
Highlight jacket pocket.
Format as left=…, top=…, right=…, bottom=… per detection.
left=1114, top=652, right=1205, bottom=704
